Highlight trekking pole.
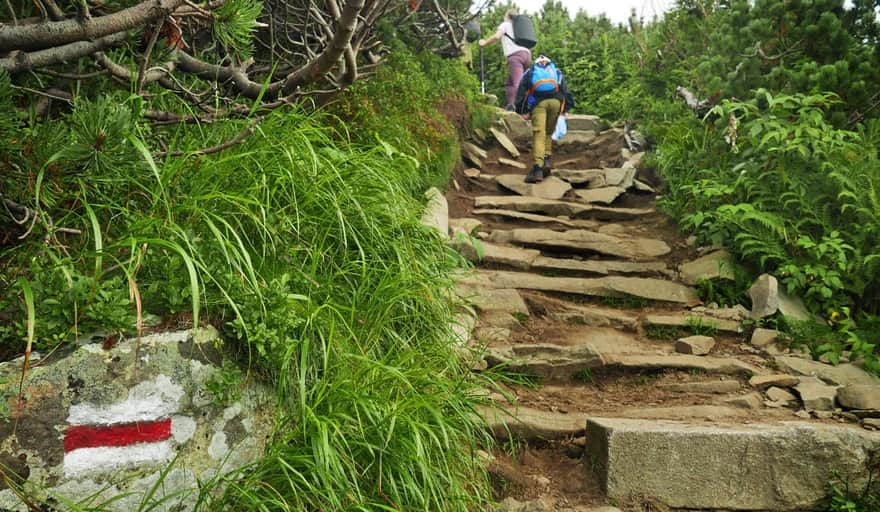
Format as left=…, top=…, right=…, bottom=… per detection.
left=479, top=46, right=485, bottom=95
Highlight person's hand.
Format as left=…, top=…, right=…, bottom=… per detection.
left=478, top=39, right=486, bottom=47
left=522, top=113, right=530, bottom=120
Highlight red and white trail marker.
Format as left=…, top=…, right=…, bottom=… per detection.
left=63, top=375, right=187, bottom=476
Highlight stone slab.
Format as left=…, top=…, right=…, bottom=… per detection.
left=420, top=187, right=448, bottom=237
left=658, top=380, right=741, bottom=394
left=481, top=404, right=588, bottom=441
left=532, top=256, right=667, bottom=276
left=775, top=356, right=880, bottom=386
left=484, top=343, right=603, bottom=380
left=490, top=127, right=520, bottom=158
left=496, top=174, right=572, bottom=200
left=837, top=385, right=880, bottom=410
left=678, top=250, right=736, bottom=285
left=499, top=157, right=527, bottom=169
left=490, top=228, right=671, bottom=261
left=479, top=270, right=699, bottom=304
left=575, top=187, right=625, bottom=205
left=566, top=114, right=605, bottom=132
left=553, top=169, right=605, bottom=185
left=456, top=239, right=540, bottom=270
left=586, top=417, right=880, bottom=510
left=472, top=208, right=598, bottom=229
left=461, top=287, right=529, bottom=316
left=603, top=354, right=759, bottom=376
left=642, top=314, right=741, bottom=333
left=589, top=205, right=655, bottom=221
left=474, top=196, right=592, bottom=217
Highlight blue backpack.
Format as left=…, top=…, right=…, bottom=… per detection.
left=525, top=62, right=560, bottom=109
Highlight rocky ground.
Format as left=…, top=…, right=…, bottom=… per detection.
left=431, top=111, right=880, bottom=512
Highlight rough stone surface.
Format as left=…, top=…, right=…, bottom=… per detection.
left=724, top=392, right=764, bottom=409
left=603, top=354, right=759, bottom=376
left=484, top=344, right=603, bottom=380
left=483, top=404, right=588, bottom=441
left=586, top=417, right=880, bottom=511
left=490, top=228, right=671, bottom=261
left=658, top=380, right=741, bottom=394
left=749, top=274, right=779, bottom=319
left=553, top=169, right=605, bottom=185
left=575, top=187, right=625, bottom=205
left=472, top=208, right=598, bottom=229
left=499, top=111, right=532, bottom=148
left=499, top=157, right=527, bottom=169
left=778, top=289, right=813, bottom=321
left=751, top=328, right=781, bottom=348
left=590, top=205, right=655, bottom=221
left=837, top=385, right=880, bottom=410
left=456, top=239, right=540, bottom=270
left=0, top=329, right=274, bottom=511
left=642, top=314, right=740, bottom=333
left=449, top=217, right=483, bottom=237
left=490, top=127, right=520, bottom=158
left=556, top=130, right=597, bottom=148
left=566, top=114, right=605, bottom=132
left=674, top=335, right=716, bottom=355
left=749, top=374, right=800, bottom=390
left=678, top=250, right=736, bottom=285
left=632, top=179, right=655, bottom=193
left=461, top=287, right=529, bottom=316
left=474, top=196, right=592, bottom=217
left=479, top=270, right=698, bottom=304
left=776, top=356, right=880, bottom=386
left=496, top=174, right=572, bottom=200
left=532, top=256, right=667, bottom=276
left=421, top=187, right=448, bottom=237
left=796, top=377, right=839, bottom=411
left=603, top=168, right=629, bottom=187
left=766, top=386, right=798, bottom=404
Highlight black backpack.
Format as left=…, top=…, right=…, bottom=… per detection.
left=505, top=15, right=537, bottom=49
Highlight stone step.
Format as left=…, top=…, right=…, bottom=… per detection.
left=481, top=404, right=588, bottom=441
left=774, top=355, right=880, bottom=386
left=602, top=354, right=760, bottom=376
left=489, top=228, right=671, bottom=261
left=642, top=313, right=741, bottom=333
left=495, top=174, right=571, bottom=200
left=472, top=208, right=599, bottom=229
left=477, top=270, right=699, bottom=304
left=532, top=256, right=669, bottom=276
left=586, top=417, right=880, bottom=510
left=474, top=196, right=655, bottom=221
left=574, top=187, right=625, bottom=205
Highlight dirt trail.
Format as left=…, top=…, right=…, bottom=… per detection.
left=443, top=115, right=879, bottom=512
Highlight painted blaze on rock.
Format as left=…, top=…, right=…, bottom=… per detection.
left=0, top=328, right=275, bottom=511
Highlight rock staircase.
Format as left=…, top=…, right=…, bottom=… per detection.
left=434, top=112, right=880, bottom=512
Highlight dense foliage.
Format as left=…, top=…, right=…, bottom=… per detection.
left=0, top=43, right=494, bottom=508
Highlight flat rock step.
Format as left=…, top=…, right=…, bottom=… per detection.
left=456, top=239, right=669, bottom=276
left=642, top=313, right=741, bottom=333
left=474, top=196, right=654, bottom=220
left=587, top=417, right=880, bottom=510
left=472, top=208, right=599, bottom=229
left=495, top=174, right=572, bottom=200
left=478, top=270, right=699, bottom=304
left=602, top=354, right=759, bottom=375
left=481, top=404, right=588, bottom=441
left=489, top=228, right=671, bottom=261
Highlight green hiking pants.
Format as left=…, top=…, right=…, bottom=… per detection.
left=531, top=98, right=562, bottom=167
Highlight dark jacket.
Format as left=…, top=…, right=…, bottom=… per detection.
left=514, top=63, right=576, bottom=115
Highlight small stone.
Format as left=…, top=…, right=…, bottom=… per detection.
left=749, top=274, right=779, bottom=319
left=463, top=168, right=481, bottom=178
left=674, top=335, right=716, bottom=355
left=794, top=410, right=811, bottom=419
left=750, top=328, right=780, bottom=348
left=814, top=411, right=834, bottom=419
left=863, top=418, right=880, bottom=430
left=749, top=374, right=800, bottom=390
left=766, top=386, right=797, bottom=404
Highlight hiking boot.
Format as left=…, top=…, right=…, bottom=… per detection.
left=525, top=164, right=544, bottom=183
left=505, top=104, right=515, bottom=112
left=542, top=155, right=551, bottom=177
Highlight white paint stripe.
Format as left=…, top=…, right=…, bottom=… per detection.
left=67, top=374, right=185, bottom=425
left=63, top=441, right=174, bottom=477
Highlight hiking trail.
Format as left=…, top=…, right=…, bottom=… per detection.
left=437, top=110, right=880, bottom=512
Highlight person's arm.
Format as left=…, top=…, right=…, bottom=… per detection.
left=559, top=72, right=575, bottom=114
left=478, top=28, right=504, bottom=47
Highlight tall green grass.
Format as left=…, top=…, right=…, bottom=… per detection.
left=0, top=63, right=495, bottom=507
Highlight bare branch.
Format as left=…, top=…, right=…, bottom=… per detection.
left=0, top=32, right=129, bottom=74
left=0, top=0, right=186, bottom=52
left=153, top=116, right=265, bottom=158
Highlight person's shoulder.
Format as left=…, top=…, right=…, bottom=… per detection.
left=498, top=20, right=511, bottom=29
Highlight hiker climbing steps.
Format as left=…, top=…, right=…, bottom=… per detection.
left=436, top=108, right=880, bottom=512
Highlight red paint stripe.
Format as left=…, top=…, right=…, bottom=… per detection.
left=64, top=419, right=172, bottom=452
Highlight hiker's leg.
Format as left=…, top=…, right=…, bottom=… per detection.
left=544, top=98, right=562, bottom=160
left=531, top=100, right=549, bottom=167
left=506, top=50, right=531, bottom=108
